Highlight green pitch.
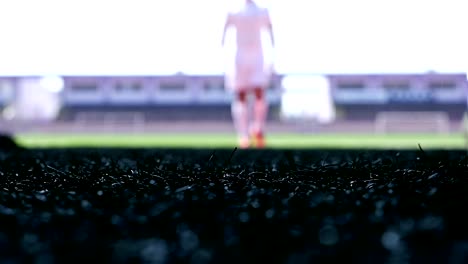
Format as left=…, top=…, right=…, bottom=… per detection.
left=13, top=132, right=468, bottom=150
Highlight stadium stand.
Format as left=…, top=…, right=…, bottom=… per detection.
left=0, top=73, right=466, bottom=134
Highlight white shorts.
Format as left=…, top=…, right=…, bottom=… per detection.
left=225, top=49, right=272, bottom=92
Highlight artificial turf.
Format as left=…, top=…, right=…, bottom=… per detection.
left=0, top=147, right=467, bottom=263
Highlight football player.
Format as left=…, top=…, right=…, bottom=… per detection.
left=222, top=0, right=275, bottom=148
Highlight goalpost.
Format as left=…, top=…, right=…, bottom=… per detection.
left=374, top=111, right=451, bottom=134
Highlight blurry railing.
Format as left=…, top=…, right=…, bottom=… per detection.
left=74, top=111, right=146, bottom=132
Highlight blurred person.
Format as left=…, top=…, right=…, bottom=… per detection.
left=221, top=0, right=275, bottom=149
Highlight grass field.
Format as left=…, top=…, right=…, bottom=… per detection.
left=14, top=132, right=468, bottom=149
left=1, top=143, right=467, bottom=262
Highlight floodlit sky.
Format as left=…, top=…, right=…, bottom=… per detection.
left=0, top=0, right=467, bottom=76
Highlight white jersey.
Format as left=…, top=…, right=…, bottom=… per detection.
left=224, top=2, right=273, bottom=90
left=228, top=3, right=271, bottom=52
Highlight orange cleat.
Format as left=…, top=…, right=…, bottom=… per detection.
left=252, top=131, right=266, bottom=149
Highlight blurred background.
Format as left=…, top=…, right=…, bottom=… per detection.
left=0, top=0, right=467, bottom=148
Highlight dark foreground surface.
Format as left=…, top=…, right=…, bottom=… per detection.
left=0, top=147, right=467, bottom=263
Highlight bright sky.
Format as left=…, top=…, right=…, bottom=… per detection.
left=0, top=0, right=467, bottom=76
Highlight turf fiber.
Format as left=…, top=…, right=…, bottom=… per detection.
left=0, top=147, right=467, bottom=263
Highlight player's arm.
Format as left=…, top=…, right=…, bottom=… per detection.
left=221, top=13, right=233, bottom=47
left=265, top=10, right=275, bottom=47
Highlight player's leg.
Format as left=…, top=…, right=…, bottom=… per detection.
left=248, top=54, right=270, bottom=148
left=229, top=50, right=255, bottom=149
left=251, top=86, right=267, bottom=148
left=231, top=89, right=250, bottom=148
